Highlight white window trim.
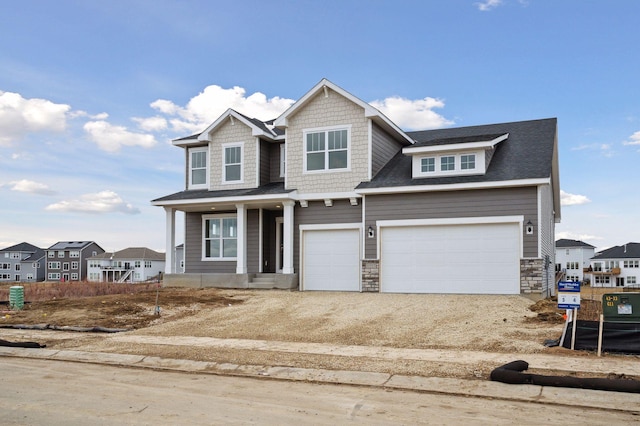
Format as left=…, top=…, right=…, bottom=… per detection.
left=280, top=143, right=286, bottom=178
left=303, top=125, right=351, bottom=174
left=201, top=213, right=238, bottom=261
left=222, top=142, right=244, bottom=184
left=412, top=150, right=485, bottom=178
left=188, top=146, right=209, bottom=190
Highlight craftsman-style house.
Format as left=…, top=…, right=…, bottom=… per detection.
left=153, top=79, right=560, bottom=298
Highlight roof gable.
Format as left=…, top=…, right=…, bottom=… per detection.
left=556, top=239, right=595, bottom=249
left=592, top=243, right=640, bottom=259
left=273, top=78, right=414, bottom=145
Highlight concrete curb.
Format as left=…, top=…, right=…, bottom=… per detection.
left=0, top=346, right=638, bottom=413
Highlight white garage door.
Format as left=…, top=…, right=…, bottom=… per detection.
left=302, top=228, right=360, bottom=291
left=380, top=223, right=520, bottom=294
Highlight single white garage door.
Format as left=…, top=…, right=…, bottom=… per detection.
left=302, top=228, right=360, bottom=291
left=380, top=223, right=520, bottom=294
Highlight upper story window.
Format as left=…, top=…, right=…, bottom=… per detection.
left=202, top=215, right=237, bottom=260
left=10, top=252, right=20, bottom=259
left=48, top=251, right=55, bottom=258
left=223, top=143, right=243, bottom=183
left=421, top=157, right=435, bottom=173
left=189, top=147, right=208, bottom=189
left=440, top=156, right=455, bottom=171
left=69, top=251, right=80, bottom=258
left=58, top=251, right=65, bottom=258
left=461, top=154, right=476, bottom=170
left=304, top=126, right=350, bottom=173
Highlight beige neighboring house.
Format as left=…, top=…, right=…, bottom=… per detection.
left=87, top=247, right=165, bottom=283
left=153, top=79, right=561, bottom=298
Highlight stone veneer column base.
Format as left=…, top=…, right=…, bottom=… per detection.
left=361, top=259, right=380, bottom=292
left=520, top=258, right=546, bottom=300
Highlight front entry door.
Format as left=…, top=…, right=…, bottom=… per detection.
left=275, top=217, right=284, bottom=273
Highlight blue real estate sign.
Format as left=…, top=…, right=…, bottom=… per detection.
left=558, top=281, right=581, bottom=309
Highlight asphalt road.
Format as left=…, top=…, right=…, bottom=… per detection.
left=1, top=358, right=637, bottom=425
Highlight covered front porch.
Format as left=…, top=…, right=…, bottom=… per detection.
left=159, top=192, right=298, bottom=290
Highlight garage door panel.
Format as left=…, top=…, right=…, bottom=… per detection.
left=303, top=229, right=360, bottom=292
left=381, top=223, right=519, bottom=294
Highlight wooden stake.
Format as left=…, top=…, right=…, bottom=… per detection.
left=570, top=307, right=578, bottom=350
left=597, top=314, right=604, bottom=357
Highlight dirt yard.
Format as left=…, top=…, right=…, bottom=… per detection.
left=0, top=284, right=620, bottom=380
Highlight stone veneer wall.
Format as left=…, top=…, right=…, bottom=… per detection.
left=520, top=258, right=544, bottom=297
left=361, top=259, right=380, bottom=292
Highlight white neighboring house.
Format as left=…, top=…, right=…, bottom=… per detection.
left=87, top=247, right=165, bottom=283
left=555, top=239, right=595, bottom=284
left=587, top=242, right=640, bottom=288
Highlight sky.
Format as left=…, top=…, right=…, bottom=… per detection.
left=1, top=0, right=638, bottom=254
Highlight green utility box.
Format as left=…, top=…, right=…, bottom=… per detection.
left=602, top=293, right=640, bottom=322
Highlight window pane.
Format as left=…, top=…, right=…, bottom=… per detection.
left=441, top=156, right=455, bottom=171
left=306, top=132, right=325, bottom=152
left=328, top=150, right=347, bottom=169
left=421, top=158, right=435, bottom=172
left=225, top=146, right=241, bottom=164
left=223, top=218, right=237, bottom=238
left=223, top=239, right=237, bottom=257
left=192, top=169, right=206, bottom=185
left=205, top=240, right=220, bottom=258
left=461, top=154, right=475, bottom=170
left=328, top=130, right=347, bottom=150
left=206, top=219, right=220, bottom=238
left=307, top=152, right=325, bottom=170
left=226, top=164, right=241, bottom=181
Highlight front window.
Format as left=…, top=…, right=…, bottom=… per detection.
left=71, top=261, right=78, bottom=270
left=304, top=128, right=349, bottom=172
left=145, top=261, right=152, bottom=268
left=421, top=157, right=435, bottom=173
left=628, top=276, right=637, bottom=285
left=189, top=147, right=208, bottom=188
left=48, top=262, right=60, bottom=269
left=223, top=144, right=243, bottom=182
left=441, top=156, right=455, bottom=171
left=58, top=251, right=65, bottom=258
left=48, top=251, right=55, bottom=258
left=203, top=216, right=237, bottom=259
left=461, top=154, right=476, bottom=170
left=135, top=261, right=141, bottom=268
left=70, top=251, right=79, bottom=258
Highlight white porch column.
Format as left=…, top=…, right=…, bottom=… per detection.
left=282, top=200, right=295, bottom=274
left=164, top=207, right=176, bottom=274
left=236, top=203, right=247, bottom=274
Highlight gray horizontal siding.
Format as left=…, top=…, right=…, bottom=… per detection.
left=372, top=123, right=403, bottom=178
left=364, top=187, right=538, bottom=258
left=269, top=142, right=284, bottom=183
left=247, top=209, right=260, bottom=273
left=293, top=199, right=363, bottom=272
left=185, top=212, right=236, bottom=273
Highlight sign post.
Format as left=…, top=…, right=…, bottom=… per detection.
left=558, top=281, right=581, bottom=350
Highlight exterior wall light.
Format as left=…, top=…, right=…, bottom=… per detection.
left=525, top=220, right=534, bottom=235
left=367, top=226, right=375, bottom=239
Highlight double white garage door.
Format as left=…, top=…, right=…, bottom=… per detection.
left=301, top=222, right=520, bottom=294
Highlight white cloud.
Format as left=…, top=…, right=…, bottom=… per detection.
left=370, top=96, right=454, bottom=130
left=132, top=116, right=168, bottom=132
left=83, top=120, right=158, bottom=153
left=561, top=190, right=591, bottom=206
left=45, top=190, right=140, bottom=214
left=475, top=0, right=503, bottom=11
left=70, top=110, right=109, bottom=120
left=0, top=90, right=70, bottom=146
left=556, top=231, right=603, bottom=242
left=149, top=85, right=296, bottom=134
left=571, top=143, right=614, bottom=157
left=7, top=179, right=56, bottom=195
left=623, top=130, right=640, bottom=146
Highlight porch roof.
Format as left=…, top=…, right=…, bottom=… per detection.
left=152, top=182, right=294, bottom=206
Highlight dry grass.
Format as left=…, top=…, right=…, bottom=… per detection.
left=0, top=281, right=159, bottom=302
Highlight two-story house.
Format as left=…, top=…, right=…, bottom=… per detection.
left=587, top=242, right=640, bottom=288
left=87, top=247, right=165, bottom=283
left=45, top=241, right=104, bottom=282
left=153, top=79, right=560, bottom=298
left=0, top=242, right=45, bottom=282
left=555, top=239, right=595, bottom=284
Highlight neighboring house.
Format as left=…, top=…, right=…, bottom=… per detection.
left=45, top=241, right=104, bottom=282
left=153, top=79, right=560, bottom=298
left=87, top=247, right=165, bottom=283
left=0, top=242, right=45, bottom=282
left=587, top=242, right=640, bottom=288
left=555, top=239, right=595, bottom=283
left=175, top=244, right=185, bottom=273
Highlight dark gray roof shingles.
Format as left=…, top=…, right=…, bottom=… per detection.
left=358, top=118, right=557, bottom=189
left=592, top=243, right=640, bottom=259
left=153, top=182, right=292, bottom=203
